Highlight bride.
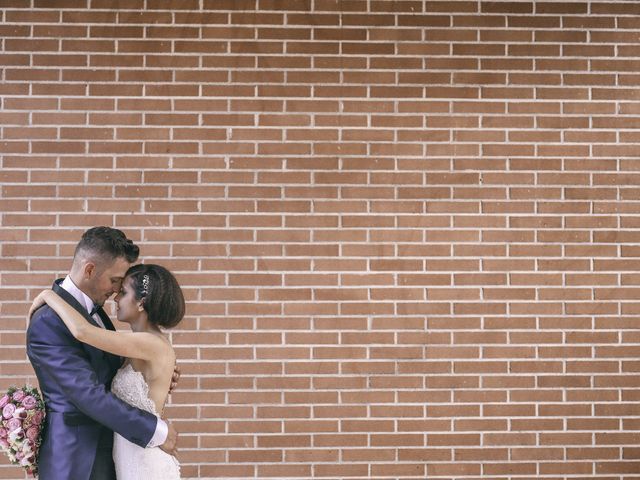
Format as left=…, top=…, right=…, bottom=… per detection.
left=31, top=263, right=184, bottom=480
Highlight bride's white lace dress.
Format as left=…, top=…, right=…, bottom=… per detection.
left=111, top=363, right=181, bottom=480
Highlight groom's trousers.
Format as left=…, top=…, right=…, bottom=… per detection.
left=89, top=427, right=116, bottom=480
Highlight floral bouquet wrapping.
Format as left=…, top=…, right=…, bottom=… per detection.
left=0, top=386, right=45, bottom=477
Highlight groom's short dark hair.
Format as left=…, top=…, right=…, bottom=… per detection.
left=75, top=226, right=139, bottom=265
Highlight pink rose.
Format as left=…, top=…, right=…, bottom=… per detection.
left=12, top=390, right=25, bottom=402
left=26, top=426, right=38, bottom=442
left=0, top=395, right=9, bottom=409
left=0, top=438, right=8, bottom=449
left=6, top=418, right=21, bottom=432
left=30, top=411, right=43, bottom=426
left=2, top=403, right=15, bottom=419
left=21, top=396, right=37, bottom=410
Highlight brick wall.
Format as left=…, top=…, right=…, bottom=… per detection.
left=2, top=1, right=640, bottom=478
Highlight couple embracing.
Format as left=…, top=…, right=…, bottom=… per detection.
left=26, top=226, right=184, bottom=479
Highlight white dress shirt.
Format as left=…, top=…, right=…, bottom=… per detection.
left=59, top=275, right=168, bottom=448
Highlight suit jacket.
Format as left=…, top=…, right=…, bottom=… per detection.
left=26, top=279, right=158, bottom=480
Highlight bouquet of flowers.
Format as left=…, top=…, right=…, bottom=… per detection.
left=0, top=386, right=45, bottom=477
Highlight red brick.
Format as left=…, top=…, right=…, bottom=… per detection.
left=4, top=4, right=640, bottom=477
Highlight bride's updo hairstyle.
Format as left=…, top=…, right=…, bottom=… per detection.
left=125, top=264, right=185, bottom=329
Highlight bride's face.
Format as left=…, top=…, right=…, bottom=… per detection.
left=114, top=277, right=143, bottom=323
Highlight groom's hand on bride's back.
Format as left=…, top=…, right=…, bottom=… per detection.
left=159, top=421, right=178, bottom=456
left=169, top=363, right=180, bottom=393
left=159, top=364, right=180, bottom=456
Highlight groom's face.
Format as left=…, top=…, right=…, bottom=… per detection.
left=86, top=256, right=131, bottom=306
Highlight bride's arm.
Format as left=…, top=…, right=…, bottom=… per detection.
left=33, top=289, right=166, bottom=361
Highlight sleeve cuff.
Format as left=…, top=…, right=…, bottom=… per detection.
left=146, top=417, right=168, bottom=448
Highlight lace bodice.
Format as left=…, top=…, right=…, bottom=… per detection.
left=111, top=363, right=181, bottom=479
left=111, top=363, right=158, bottom=415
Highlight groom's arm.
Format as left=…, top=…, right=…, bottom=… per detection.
left=27, top=307, right=160, bottom=448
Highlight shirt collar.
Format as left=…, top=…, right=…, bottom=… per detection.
left=60, top=275, right=95, bottom=316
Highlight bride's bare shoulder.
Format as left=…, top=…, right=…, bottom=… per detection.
left=139, top=332, right=175, bottom=375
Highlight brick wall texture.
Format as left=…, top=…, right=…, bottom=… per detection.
left=2, top=1, right=640, bottom=478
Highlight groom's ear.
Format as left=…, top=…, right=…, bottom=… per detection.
left=83, top=262, right=96, bottom=279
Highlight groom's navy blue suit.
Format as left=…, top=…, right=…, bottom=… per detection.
left=26, top=280, right=157, bottom=480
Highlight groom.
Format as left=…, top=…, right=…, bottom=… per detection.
left=27, top=227, right=178, bottom=480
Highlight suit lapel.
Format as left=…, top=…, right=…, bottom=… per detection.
left=96, top=307, right=116, bottom=332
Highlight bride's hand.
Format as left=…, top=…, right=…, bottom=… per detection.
left=28, top=289, right=51, bottom=321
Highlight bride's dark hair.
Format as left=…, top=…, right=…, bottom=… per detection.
left=125, top=264, right=185, bottom=329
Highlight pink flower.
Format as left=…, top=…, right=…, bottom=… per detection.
left=2, top=404, right=15, bottom=419
left=11, top=391, right=25, bottom=402
left=0, top=386, right=44, bottom=476
left=5, top=418, right=21, bottom=432
left=30, top=411, right=43, bottom=426
left=25, top=427, right=38, bottom=443
left=14, top=408, right=27, bottom=420
left=21, top=396, right=37, bottom=410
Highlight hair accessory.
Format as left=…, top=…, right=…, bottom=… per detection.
left=141, top=274, right=150, bottom=296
